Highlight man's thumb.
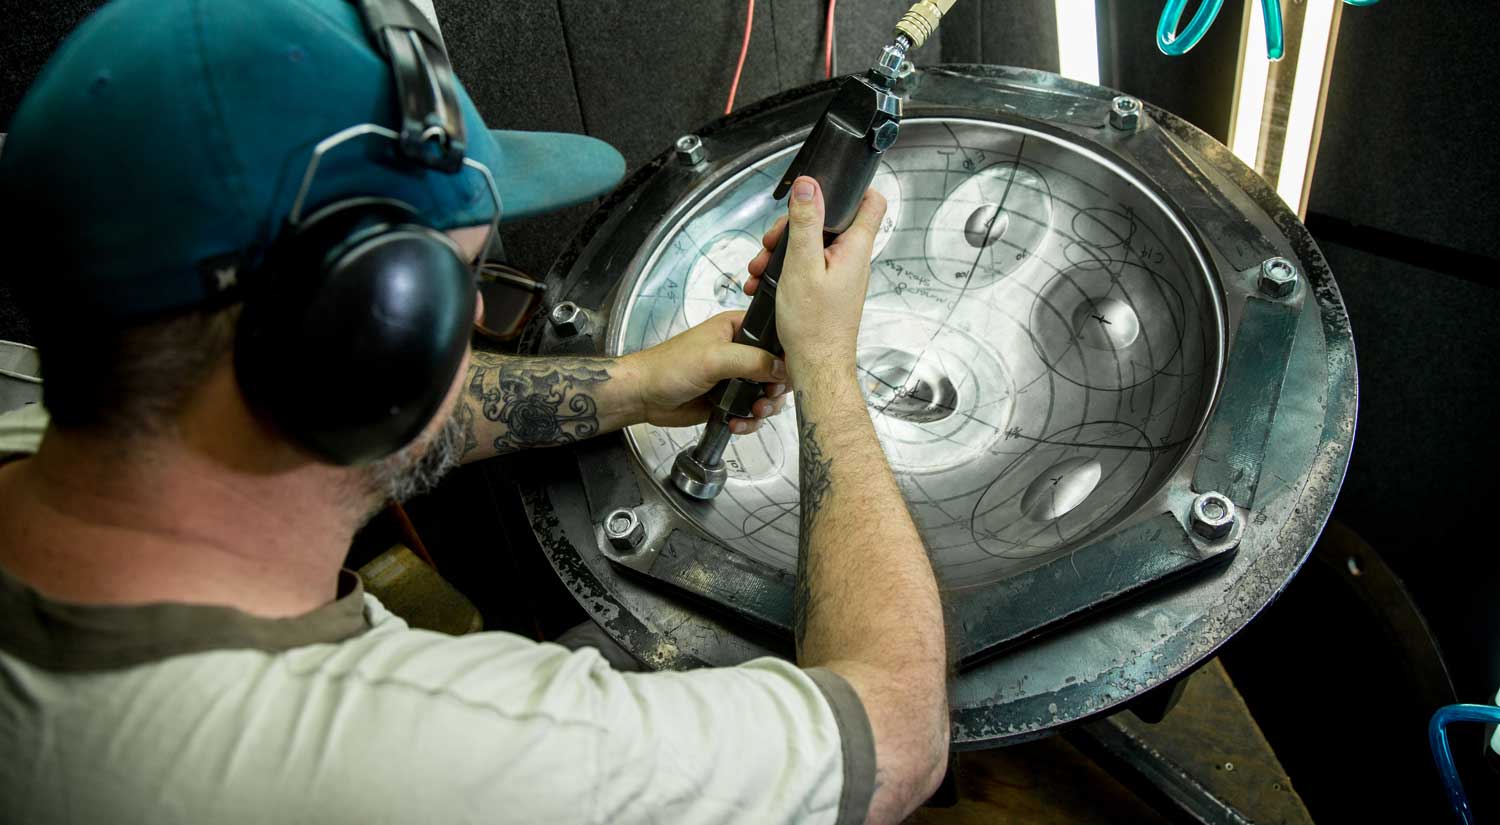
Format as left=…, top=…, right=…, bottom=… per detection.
left=708, top=343, right=782, bottom=384
left=784, top=176, right=825, bottom=269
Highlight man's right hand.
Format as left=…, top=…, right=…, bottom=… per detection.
left=744, top=176, right=887, bottom=385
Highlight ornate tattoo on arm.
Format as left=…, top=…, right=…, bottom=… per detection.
left=793, top=398, right=834, bottom=654
left=463, top=351, right=614, bottom=457
left=452, top=391, right=479, bottom=458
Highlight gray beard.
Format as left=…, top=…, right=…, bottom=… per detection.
left=361, top=410, right=466, bottom=511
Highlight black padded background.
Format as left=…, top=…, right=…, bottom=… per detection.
left=1311, top=1, right=1500, bottom=255
left=1, top=0, right=109, bottom=345
left=0, top=1, right=107, bottom=134
left=943, top=0, right=1059, bottom=72
left=437, top=0, right=584, bottom=134
left=1320, top=241, right=1500, bottom=703
left=1307, top=2, right=1500, bottom=705
left=555, top=0, right=781, bottom=167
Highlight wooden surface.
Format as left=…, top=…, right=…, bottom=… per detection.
left=906, top=737, right=1171, bottom=825
left=358, top=546, right=484, bottom=636
left=1111, top=660, right=1315, bottom=824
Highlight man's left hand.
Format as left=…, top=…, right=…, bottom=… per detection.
left=621, top=312, right=790, bottom=434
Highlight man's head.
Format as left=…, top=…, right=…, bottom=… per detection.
left=0, top=0, right=623, bottom=505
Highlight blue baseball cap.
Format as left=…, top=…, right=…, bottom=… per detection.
left=0, top=0, right=625, bottom=322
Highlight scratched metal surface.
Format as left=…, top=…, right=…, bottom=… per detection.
left=616, top=119, right=1221, bottom=589
left=516, top=66, right=1357, bottom=748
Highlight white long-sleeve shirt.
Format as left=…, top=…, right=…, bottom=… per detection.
left=0, top=406, right=875, bottom=825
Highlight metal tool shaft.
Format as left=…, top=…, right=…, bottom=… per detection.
left=692, top=419, right=734, bottom=465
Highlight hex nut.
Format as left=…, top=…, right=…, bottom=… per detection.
left=1191, top=492, right=1236, bottom=541
left=549, top=302, right=586, bottom=337
left=1258, top=257, right=1299, bottom=299
left=872, top=43, right=906, bottom=84
left=671, top=447, right=728, bottom=501
left=604, top=508, right=646, bottom=553
left=1109, top=96, right=1142, bottom=131
left=675, top=134, right=706, bottom=166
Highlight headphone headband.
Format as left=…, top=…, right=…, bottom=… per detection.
left=352, top=0, right=466, bottom=172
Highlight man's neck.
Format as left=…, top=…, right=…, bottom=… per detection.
left=0, top=424, right=366, bottom=619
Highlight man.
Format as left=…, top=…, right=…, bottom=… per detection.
left=0, top=1, right=949, bottom=823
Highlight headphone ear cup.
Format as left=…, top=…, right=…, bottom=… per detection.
left=237, top=198, right=476, bottom=465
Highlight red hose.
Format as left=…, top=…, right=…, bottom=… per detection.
left=725, top=0, right=755, bottom=114
left=824, top=0, right=838, bottom=78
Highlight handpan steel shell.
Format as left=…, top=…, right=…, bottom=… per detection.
left=515, top=66, right=1357, bottom=748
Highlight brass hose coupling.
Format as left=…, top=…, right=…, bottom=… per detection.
left=895, top=0, right=959, bottom=49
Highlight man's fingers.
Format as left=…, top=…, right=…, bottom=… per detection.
left=747, top=247, right=771, bottom=277
left=705, top=310, right=747, bottom=341
left=761, top=215, right=788, bottom=251
left=750, top=393, right=788, bottom=419
left=707, top=342, right=784, bottom=384
left=729, top=417, right=762, bottom=435
left=743, top=275, right=761, bottom=296
left=829, top=188, right=887, bottom=262
left=783, top=176, right=826, bottom=277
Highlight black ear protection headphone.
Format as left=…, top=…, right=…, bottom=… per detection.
left=235, top=0, right=490, bottom=466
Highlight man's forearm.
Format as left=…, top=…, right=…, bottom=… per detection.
left=793, top=367, right=949, bottom=823
left=456, top=350, right=643, bottom=462
left=793, top=373, right=944, bottom=667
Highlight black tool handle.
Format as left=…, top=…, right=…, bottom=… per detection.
left=733, top=232, right=790, bottom=357
left=709, top=172, right=883, bottom=417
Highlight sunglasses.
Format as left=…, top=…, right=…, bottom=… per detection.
left=473, top=261, right=548, bottom=343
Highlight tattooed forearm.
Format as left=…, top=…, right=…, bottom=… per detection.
left=793, top=397, right=834, bottom=654
left=463, top=351, right=614, bottom=457
left=452, top=391, right=480, bottom=458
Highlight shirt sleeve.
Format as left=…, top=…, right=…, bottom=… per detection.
left=0, top=404, right=47, bottom=457
left=803, top=667, right=878, bottom=825
left=589, top=656, right=876, bottom=825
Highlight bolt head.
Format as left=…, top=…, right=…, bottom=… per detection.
left=872, top=120, right=901, bottom=152
left=549, top=301, right=585, bottom=337
left=1191, top=492, right=1236, bottom=540
left=1109, top=96, right=1142, bottom=131
left=603, top=508, right=647, bottom=553
left=675, top=134, right=706, bottom=166
left=1258, top=257, right=1299, bottom=298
